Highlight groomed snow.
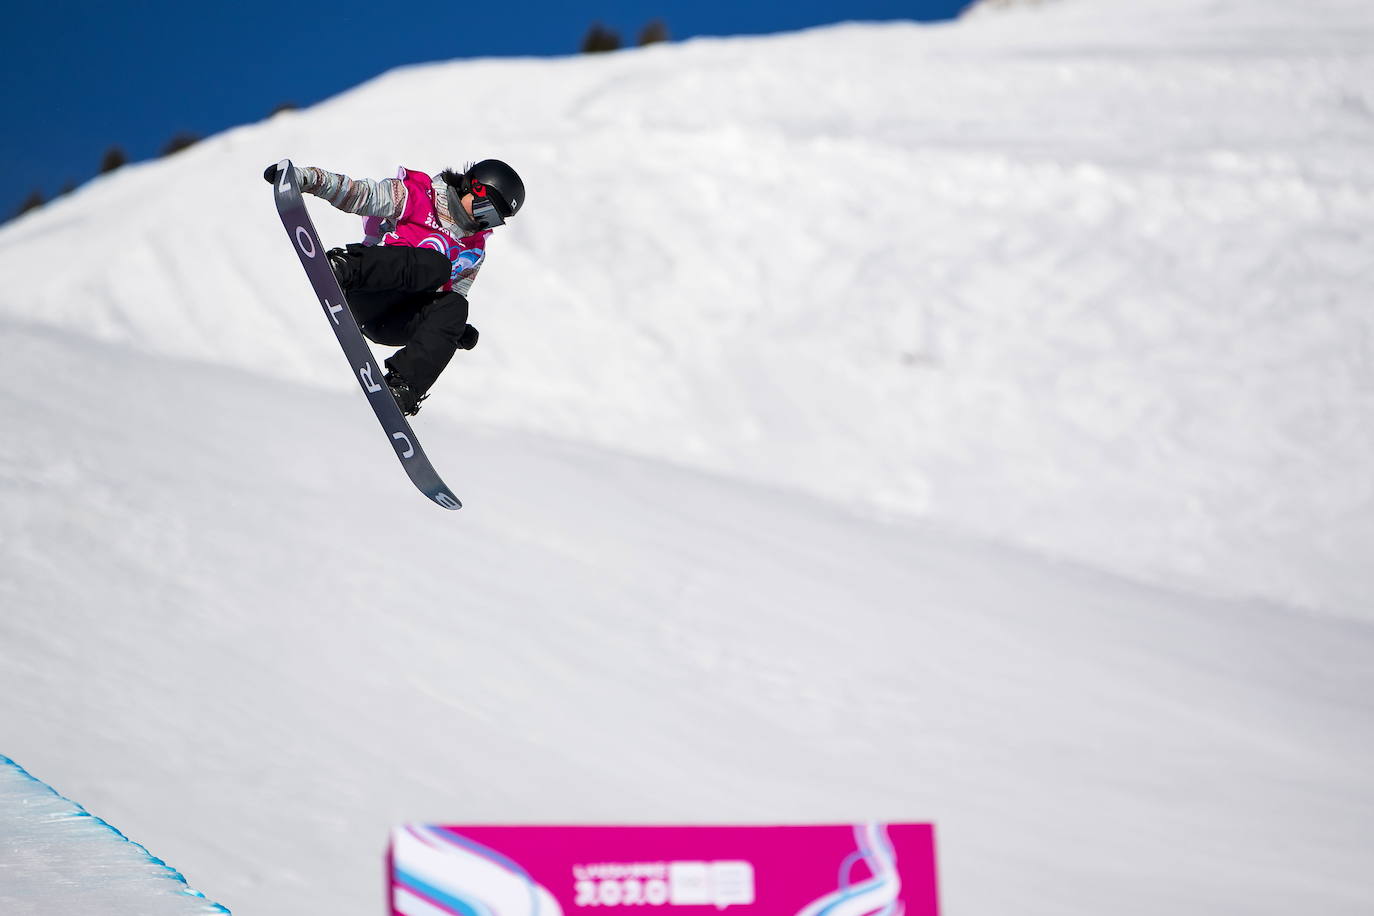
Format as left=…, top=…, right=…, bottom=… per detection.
left=2, top=0, right=1371, bottom=615
left=0, top=0, right=1372, bottom=914
left=0, top=756, right=228, bottom=914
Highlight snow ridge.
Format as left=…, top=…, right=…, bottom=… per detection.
left=0, top=0, right=1371, bottom=614
left=0, top=756, right=230, bottom=914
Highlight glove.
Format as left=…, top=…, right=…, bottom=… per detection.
left=263, top=163, right=282, bottom=184
left=458, top=325, right=479, bottom=351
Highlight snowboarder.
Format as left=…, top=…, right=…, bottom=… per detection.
left=262, top=159, right=526, bottom=415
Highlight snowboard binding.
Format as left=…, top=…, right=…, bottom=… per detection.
left=385, top=370, right=426, bottom=416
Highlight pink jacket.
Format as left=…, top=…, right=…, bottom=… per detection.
left=376, top=168, right=489, bottom=295
left=297, top=163, right=490, bottom=297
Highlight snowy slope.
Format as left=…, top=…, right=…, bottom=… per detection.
left=0, top=757, right=228, bottom=915
left=2, top=320, right=1372, bottom=916
left=1, top=0, right=1371, bottom=615
left=1, top=0, right=1373, bottom=914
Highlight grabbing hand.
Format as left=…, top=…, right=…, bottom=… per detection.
left=263, top=163, right=282, bottom=184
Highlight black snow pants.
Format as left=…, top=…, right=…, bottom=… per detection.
left=335, top=244, right=471, bottom=397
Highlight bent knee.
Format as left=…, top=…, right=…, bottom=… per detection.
left=410, top=249, right=453, bottom=290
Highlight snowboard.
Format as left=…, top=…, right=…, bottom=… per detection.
left=271, top=159, right=461, bottom=510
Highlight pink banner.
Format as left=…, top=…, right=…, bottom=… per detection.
left=388, top=823, right=938, bottom=916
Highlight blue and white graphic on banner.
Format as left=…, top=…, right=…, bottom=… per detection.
left=451, top=248, right=484, bottom=281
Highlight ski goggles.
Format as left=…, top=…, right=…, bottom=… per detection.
left=467, top=179, right=507, bottom=229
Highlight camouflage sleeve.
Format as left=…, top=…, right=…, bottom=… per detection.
left=296, top=166, right=406, bottom=219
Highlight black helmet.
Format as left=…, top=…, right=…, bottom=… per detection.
left=463, top=159, right=525, bottom=226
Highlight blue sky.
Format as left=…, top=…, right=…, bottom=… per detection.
left=2, top=0, right=971, bottom=220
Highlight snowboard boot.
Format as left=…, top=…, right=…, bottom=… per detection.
left=327, top=247, right=360, bottom=291
left=384, top=370, right=426, bottom=417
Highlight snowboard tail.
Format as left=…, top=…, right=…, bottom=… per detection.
left=272, top=159, right=461, bottom=510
